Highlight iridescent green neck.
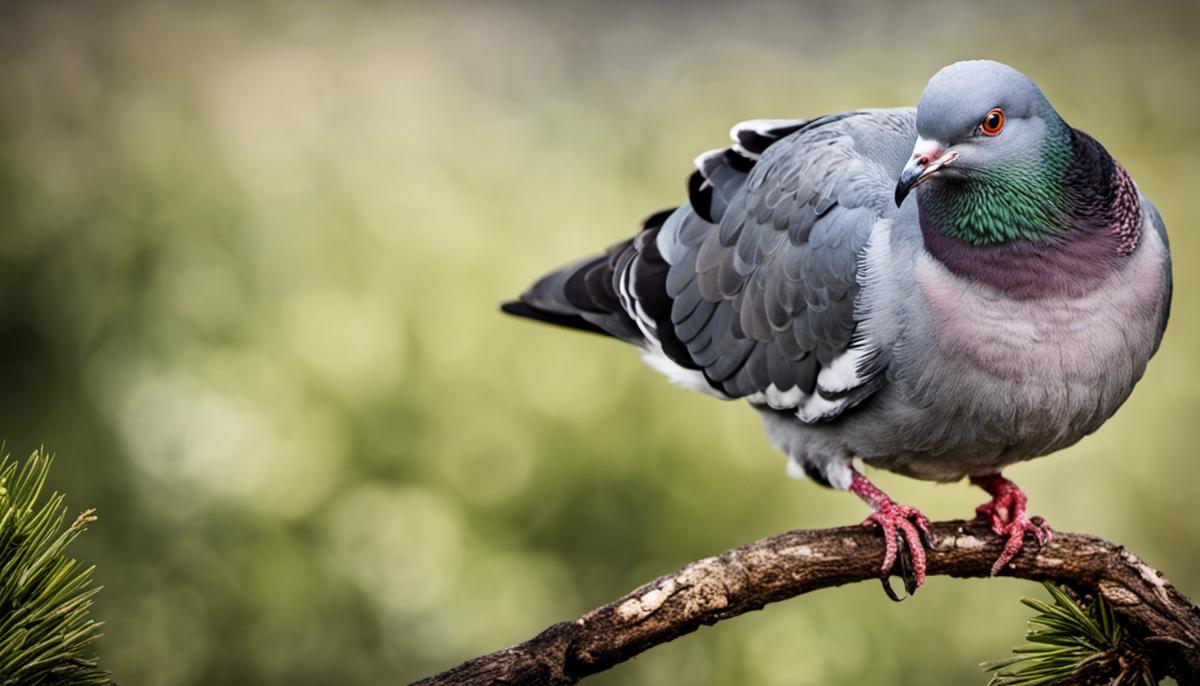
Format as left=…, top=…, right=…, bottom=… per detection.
left=919, top=119, right=1073, bottom=245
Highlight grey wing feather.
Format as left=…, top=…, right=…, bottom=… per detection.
left=658, top=109, right=917, bottom=422
left=502, top=110, right=917, bottom=423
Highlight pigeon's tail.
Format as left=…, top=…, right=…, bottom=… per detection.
left=501, top=208, right=682, bottom=348
left=499, top=250, right=635, bottom=340
left=498, top=299, right=608, bottom=336
left=502, top=207, right=725, bottom=397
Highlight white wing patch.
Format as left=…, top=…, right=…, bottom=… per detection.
left=816, top=345, right=873, bottom=395
left=745, top=382, right=850, bottom=423
left=745, top=384, right=804, bottom=410
left=743, top=346, right=874, bottom=422
left=729, top=119, right=805, bottom=140
left=729, top=119, right=804, bottom=151
left=796, top=392, right=849, bottom=423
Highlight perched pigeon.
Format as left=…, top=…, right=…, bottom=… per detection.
left=502, top=60, right=1172, bottom=596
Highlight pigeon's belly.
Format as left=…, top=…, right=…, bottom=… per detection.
left=885, top=229, right=1167, bottom=476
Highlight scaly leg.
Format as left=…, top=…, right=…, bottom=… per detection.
left=849, top=471, right=934, bottom=600
left=971, top=474, right=1052, bottom=576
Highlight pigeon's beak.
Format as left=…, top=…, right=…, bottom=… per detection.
left=894, top=138, right=958, bottom=206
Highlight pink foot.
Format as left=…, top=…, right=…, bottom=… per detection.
left=971, top=474, right=1052, bottom=576
left=850, top=473, right=934, bottom=600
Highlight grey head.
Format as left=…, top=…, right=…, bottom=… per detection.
left=894, top=60, right=1067, bottom=213
left=917, top=61, right=1057, bottom=153
left=892, top=60, right=1099, bottom=263
left=894, top=60, right=1145, bottom=298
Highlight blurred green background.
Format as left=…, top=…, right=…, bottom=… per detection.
left=0, top=1, right=1197, bottom=684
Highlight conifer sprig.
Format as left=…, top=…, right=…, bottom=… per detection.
left=983, top=582, right=1154, bottom=686
left=0, top=451, right=108, bottom=685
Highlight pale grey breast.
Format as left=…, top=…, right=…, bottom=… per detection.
left=858, top=216, right=1169, bottom=480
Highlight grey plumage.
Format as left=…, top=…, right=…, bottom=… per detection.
left=503, top=60, right=1172, bottom=498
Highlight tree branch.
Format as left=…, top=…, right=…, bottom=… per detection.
left=413, top=519, right=1200, bottom=686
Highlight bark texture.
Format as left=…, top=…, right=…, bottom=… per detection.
left=413, top=519, right=1200, bottom=685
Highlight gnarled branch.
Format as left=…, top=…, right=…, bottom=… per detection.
left=413, top=519, right=1200, bottom=685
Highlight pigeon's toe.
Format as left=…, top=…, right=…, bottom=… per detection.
left=989, top=514, right=1053, bottom=576
left=970, top=474, right=1052, bottom=576
left=862, top=501, right=933, bottom=601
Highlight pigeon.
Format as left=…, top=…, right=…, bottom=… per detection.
left=502, top=60, right=1172, bottom=597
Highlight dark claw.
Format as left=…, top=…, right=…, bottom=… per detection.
left=1030, top=517, right=1051, bottom=549
left=1030, top=532, right=1044, bottom=551
left=853, top=479, right=931, bottom=601
left=917, top=523, right=939, bottom=552
left=878, top=527, right=917, bottom=602
left=880, top=575, right=904, bottom=602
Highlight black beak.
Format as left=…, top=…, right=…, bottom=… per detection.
left=894, top=161, right=926, bottom=207
left=894, top=147, right=957, bottom=207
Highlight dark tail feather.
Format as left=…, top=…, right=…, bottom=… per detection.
left=502, top=208, right=683, bottom=342
left=499, top=300, right=608, bottom=336
left=500, top=249, right=642, bottom=342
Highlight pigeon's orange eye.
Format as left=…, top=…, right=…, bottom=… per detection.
left=981, top=108, right=1005, bottom=136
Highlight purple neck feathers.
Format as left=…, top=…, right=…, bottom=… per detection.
left=920, top=129, right=1142, bottom=299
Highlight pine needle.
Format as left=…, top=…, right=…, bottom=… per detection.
left=982, top=582, right=1154, bottom=686
left=0, top=451, right=109, bottom=685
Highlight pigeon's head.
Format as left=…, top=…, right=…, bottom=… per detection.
left=894, top=61, right=1067, bottom=209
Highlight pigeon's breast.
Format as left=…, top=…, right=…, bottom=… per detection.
left=889, top=227, right=1169, bottom=473
left=915, top=241, right=1164, bottom=384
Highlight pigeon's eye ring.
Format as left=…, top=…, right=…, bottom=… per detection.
left=980, top=108, right=1005, bottom=136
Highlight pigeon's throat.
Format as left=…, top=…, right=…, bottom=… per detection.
left=917, top=137, right=1072, bottom=247
left=915, top=126, right=1141, bottom=298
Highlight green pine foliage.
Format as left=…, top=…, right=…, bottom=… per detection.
left=0, top=451, right=108, bottom=685
left=982, top=583, right=1154, bottom=686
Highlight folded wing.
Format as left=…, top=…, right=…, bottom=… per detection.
left=505, top=110, right=917, bottom=423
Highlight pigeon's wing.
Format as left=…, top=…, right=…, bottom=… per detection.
left=653, top=109, right=917, bottom=421
left=502, top=119, right=817, bottom=392
left=502, top=111, right=917, bottom=421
